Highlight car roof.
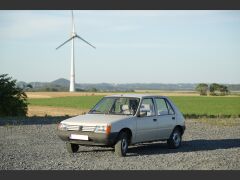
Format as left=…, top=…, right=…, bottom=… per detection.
left=105, top=94, right=167, bottom=99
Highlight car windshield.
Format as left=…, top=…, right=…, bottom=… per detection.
left=89, top=97, right=140, bottom=116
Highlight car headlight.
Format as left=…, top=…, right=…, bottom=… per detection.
left=57, top=123, right=67, bottom=131
left=94, top=125, right=111, bottom=134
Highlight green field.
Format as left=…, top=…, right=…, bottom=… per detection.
left=28, top=96, right=103, bottom=110
left=28, top=96, right=240, bottom=118
left=169, top=96, right=240, bottom=118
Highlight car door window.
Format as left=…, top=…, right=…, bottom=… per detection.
left=140, top=98, right=156, bottom=116
left=155, top=98, right=169, bottom=115
left=165, top=100, right=175, bottom=115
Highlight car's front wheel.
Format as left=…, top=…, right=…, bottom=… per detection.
left=167, top=128, right=182, bottom=149
left=66, top=142, right=79, bottom=153
left=114, top=132, right=129, bottom=157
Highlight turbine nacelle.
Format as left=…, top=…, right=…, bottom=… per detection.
left=72, top=32, right=77, bottom=37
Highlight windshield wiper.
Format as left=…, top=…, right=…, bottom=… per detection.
left=89, top=110, right=103, bottom=114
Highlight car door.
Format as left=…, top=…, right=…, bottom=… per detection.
left=135, top=98, right=159, bottom=143
left=154, top=98, right=176, bottom=139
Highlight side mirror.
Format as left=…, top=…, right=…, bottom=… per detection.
left=138, top=111, right=147, bottom=117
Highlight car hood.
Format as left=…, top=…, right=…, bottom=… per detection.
left=61, top=113, right=132, bottom=126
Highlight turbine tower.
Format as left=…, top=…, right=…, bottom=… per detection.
left=56, top=11, right=96, bottom=92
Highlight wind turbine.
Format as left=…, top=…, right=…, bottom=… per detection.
left=56, top=11, right=96, bottom=92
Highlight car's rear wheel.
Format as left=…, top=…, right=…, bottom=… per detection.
left=66, top=142, right=79, bottom=153
left=167, top=128, right=182, bottom=149
left=114, top=132, right=129, bottom=157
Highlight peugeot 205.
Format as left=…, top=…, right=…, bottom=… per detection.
left=57, top=94, right=186, bottom=157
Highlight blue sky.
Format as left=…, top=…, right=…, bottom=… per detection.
left=0, top=10, right=240, bottom=84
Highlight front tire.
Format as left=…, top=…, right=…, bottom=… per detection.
left=114, top=132, right=129, bottom=157
left=66, top=142, right=79, bottom=153
left=167, top=128, right=182, bottom=149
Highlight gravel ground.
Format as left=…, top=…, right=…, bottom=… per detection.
left=0, top=118, right=239, bottom=170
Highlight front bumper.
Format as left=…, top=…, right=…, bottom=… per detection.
left=57, top=130, right=118, bottom=147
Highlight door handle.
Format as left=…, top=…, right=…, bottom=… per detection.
left=172, top=117, right=175, bottom=120
left=153, top=119, right=157, bottom=122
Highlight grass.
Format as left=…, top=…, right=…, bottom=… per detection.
left=169, top=96, right=240, bottom=118
left=28, top=96, right=104, bottom=109
left=28, top=96, right=240, bottom=118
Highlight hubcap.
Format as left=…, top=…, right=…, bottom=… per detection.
left=173, top=132, right=181, bottom=146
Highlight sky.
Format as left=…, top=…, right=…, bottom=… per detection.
left=0, top=10, right=240, bottom=84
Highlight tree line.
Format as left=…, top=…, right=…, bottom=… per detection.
left=195, top=83, right=229, bottom=96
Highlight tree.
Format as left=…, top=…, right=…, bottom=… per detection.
left=219, top=85, right=229, bottom=96
left=209, top=83, right=220, bottom=95
left=195, top=83, right=208, bottom=96
left=26, top=84, right=33, bottom=89
left=90, top=87, right=98, bottom=92
left=209, top=83, right=229, bottom=96
left=0, top=74, right=28, bottom=116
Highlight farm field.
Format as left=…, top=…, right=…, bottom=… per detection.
left=26, top=92, right=114, bottom=99
left=27, top=92, right=240, bottom=118
left=26, top=91, right=240, bottom=99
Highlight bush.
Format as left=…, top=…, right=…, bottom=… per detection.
left=0, top=74, right=28, bottom=116
left=209, top=83, right=229, bottom=96
left=76, top=88, right=86, bottom=92
left=195, top=83, right=208, bottom=96
left=89, top=87, right=98, bottom=92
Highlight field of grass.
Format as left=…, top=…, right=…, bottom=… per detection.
left=28, top=95, right=240, bottom=118
left=28, top=96, right=103, bottom=109
left=169, top=96, right=240, bottom=118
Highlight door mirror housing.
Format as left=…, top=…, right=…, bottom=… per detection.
left=137, top=111, right=147, bottom=117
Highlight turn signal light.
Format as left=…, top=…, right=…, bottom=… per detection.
left=106, top=125, right=111, bottom=135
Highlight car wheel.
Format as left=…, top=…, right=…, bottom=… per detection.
left=66, top=142, right=79, bottom=153
left=114, top=132, right=129, bottom=157
left=167, top=128, right=182, bottom=149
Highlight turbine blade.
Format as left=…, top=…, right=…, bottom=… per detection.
left=72, top=10, right=75, bottom=33
left=56, top=36, right=74, bottom=50
left=76, top=35, right=96, bottom=49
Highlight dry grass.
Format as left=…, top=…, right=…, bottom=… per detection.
left=26, top=92, right=114, bottom=99
left=28, top=105, right=88, bottom=117
left=26, top=91, right=201, bottom=99
left=26, top=91, right=239, bottom=99
left=134, top=90, right=199, bottom=96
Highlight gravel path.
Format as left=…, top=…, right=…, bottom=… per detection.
left=0, top=118, right=239, bottom=170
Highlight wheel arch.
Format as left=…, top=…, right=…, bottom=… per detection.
left=117, top=128, right=133, bottom=144
left=173, top=125, right=185, bottom=136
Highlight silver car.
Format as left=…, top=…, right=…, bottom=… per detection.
left=57, top=94, right=186, bottom=156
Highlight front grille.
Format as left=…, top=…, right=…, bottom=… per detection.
left=66, top=125, right=96, bottom=132
left=66, top=125, right=79, bottom=131
left=82, top=126, right=96, bottom=132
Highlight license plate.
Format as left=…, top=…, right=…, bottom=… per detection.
left=69, top=134, right=89, bottom=140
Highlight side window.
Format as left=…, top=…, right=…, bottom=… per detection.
left=155, top=98, right=169, bottom=115
left=140, top=98, right=156, bottom=116
left=165, top=99, right=175, bottom=115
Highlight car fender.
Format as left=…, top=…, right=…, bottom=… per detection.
left=110, top=116, right=137, bottom=143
